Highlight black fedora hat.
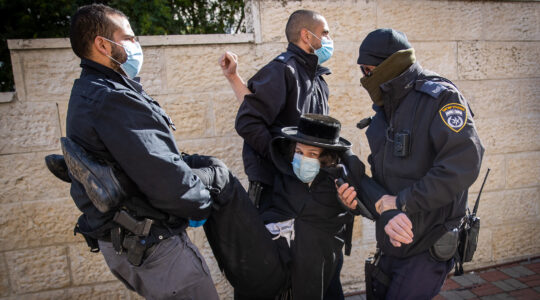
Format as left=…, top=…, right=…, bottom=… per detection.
left=282, top=114, right=352, bottom=151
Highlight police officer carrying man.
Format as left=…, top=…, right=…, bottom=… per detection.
left=219, top=9, right=334, bottom=211
left=337, top=28, right=485, bottom=299
left=59, top=4, right=220, bottom=299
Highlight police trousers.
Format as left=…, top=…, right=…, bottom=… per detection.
left=99, top=231, right=219, bottom=300
left=371, top=251, right=454, bottom=300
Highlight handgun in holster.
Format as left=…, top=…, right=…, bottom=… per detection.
left=112, top=210, right=154, bottom=266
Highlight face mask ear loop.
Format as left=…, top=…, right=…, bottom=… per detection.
left=100, top=36, right=126, bottom=65
left=106, top=54, right=122, bottom=66
left=302, top=30, right=319, bottom=53
left=307, top=30, right=322, bottom=42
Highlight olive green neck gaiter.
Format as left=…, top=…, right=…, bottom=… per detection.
left=360, top=48, right=416, bottom=106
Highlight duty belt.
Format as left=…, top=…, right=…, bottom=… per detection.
left=110, top=210, right=177, bottom=266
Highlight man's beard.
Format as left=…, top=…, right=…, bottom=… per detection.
left=110, top=44, right=127, bottom=75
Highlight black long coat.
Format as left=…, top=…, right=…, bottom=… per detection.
left=262, top=137, right=353, bottom=299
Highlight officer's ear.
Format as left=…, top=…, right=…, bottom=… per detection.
left=93, top=36, right=112, bottom=57
left=299, top=28, right=311, bottom=45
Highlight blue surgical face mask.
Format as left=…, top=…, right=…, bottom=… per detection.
left=308, top=31, right=334, bottom=64
left=102, top=37, right=144, bottom=79
left=291, top=153, right=321, bottom=183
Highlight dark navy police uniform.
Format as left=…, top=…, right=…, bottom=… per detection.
left=66, top=59, right=219, bottom=299
left=365, top=63, right=484, bottom=299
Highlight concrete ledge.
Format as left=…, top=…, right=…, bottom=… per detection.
left=7, top=33, right=255, bottom=50
left=0, top=92, right=15, bottom=103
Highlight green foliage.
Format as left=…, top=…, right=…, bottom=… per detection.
left=0, top=0, right=245, bottom=92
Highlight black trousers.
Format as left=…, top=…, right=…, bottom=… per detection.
left=204, top=176, right=287, bottom=298
left=371, top=251, right=454, bottom=300
left=325, top=251, right=345, bottom=300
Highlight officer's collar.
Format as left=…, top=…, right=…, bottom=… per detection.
left=80, top=58, right=143, bottom=93
left=316, top=65, right=331, bottom=77
left=287, top=43, right=319, bottom=77
left=380, top=62, right=422, bottom=100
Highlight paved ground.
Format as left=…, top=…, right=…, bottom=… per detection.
left=345, top=257, right=540, bottom=300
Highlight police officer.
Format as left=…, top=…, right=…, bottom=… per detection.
left=220, top=9, right=333, bottom=211
left=63, top=4, right=219, bottom=299
left=338, top=28, right=484, bottom=299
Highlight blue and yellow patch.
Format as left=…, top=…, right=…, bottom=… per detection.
left=439, top=103, right=467, bottom=132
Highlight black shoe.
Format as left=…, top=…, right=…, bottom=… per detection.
left=44, top=154, right=71, bottom=183
left=61, top=137, right=126, bottom=213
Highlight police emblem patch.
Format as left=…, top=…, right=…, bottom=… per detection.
left=439, top=103, right=467, bottom=132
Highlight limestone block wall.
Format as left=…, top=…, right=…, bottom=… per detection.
left=0, top=0, right=538, bottom=298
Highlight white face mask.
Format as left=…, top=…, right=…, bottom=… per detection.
left=102, top=37, right=144, bottom=78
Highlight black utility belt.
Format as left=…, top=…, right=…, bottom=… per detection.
left=110, top=210, right=179, bottom=266
left=110, top=225, right=177, bottom=266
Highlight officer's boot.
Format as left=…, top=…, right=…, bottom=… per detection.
left=44, top=154, right=71, bottom=182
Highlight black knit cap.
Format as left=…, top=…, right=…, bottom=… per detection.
left=281, top=114, right=351, bottom=151
left=357, top=28, right=411, bottom=66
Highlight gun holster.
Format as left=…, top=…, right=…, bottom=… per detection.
left=111, top=210, right=155, bottom=266
left=429, top=228, right=459, bottom=262
left=122, top=235, right=149, bottom=266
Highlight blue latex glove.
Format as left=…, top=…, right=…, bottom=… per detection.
left=189, top=219, right=207, bottom=227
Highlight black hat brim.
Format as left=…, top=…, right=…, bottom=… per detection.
left=357, top=51, right=386, bottom=66
left=282, top=127, right=352, bottom=151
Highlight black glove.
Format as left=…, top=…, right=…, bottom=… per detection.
left=186, top=154, right=230, bottom=198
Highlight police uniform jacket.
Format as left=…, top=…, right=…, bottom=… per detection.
left=260, top=137, right=351, bottom=298
left=365, top=63, right=484, bottom=258
left=235, top=43, right=331, bottom=185
left=66, top=59, right=212, bottom=239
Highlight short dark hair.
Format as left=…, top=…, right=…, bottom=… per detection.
left=69, top=4, right=127, bottom=59
left=285, top=10, right=322, bottom=43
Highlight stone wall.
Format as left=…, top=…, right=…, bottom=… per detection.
left=0, top=0, right=538, bottom=298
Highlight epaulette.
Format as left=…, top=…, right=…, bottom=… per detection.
left=273, top=52, right=294, bottom=64
left=416, top=80, right=448, bottom=98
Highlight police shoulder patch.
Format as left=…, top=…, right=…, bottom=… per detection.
left=418, top=80, right=447, bottom=98
left=439, top=103, right=467, bottom=133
